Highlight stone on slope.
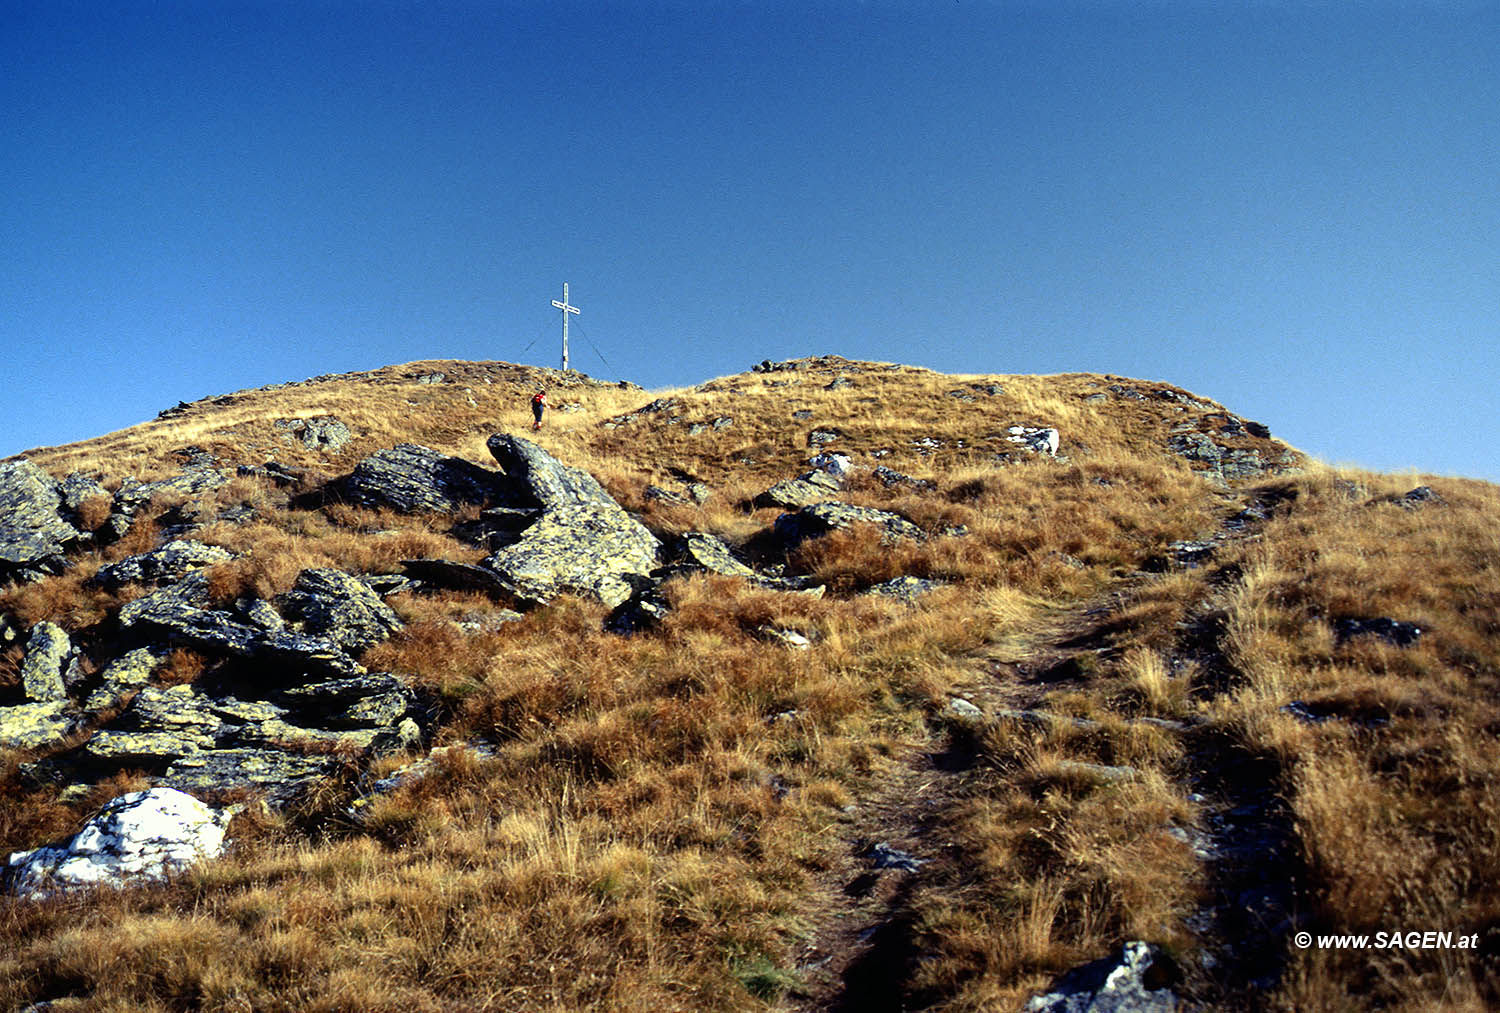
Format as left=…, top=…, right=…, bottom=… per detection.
left=1024, top=941, right=1180, bottom=1013
left=0, top=701, right=78, bottom=751
left=6, top=787, right=232, bottom=898
left=774, top=502, right=924, bottom=548
left=111, top=463, right=229, bottom=515
left=276, top=568, right=402, bottom=654
left=0, top=459, right=80, bottom=583
left=668, top=533, right=825, bottom=596
left=481, top=434, right=660, bottom=608
left=118, top=572, right=366, bottom=677
left=675, top=533, right=757, bottom=579
left=1007, top=425, right=1061, bottom=457
left=160, top=749, right=343, bottom=802
left=400, top=558, right=513, bottom=596
left=20, top=622, right=71, bottom=703
left=754, top=470, right=841, bottom=510
left=91, top=539, right=234, bottom=590
left=865, top=576, right=945, bottom=602
left=276, top=415, right=352, bottom=453
left=336, top=443, right=513, bottom=513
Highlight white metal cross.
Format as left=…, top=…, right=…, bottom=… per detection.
left=551, top=283, right=580, bottom=372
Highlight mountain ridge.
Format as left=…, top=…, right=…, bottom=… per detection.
left=0, top=356, right=1494, bottom=1011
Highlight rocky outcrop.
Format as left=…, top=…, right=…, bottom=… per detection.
left=865, top=576, right=944, bottom=602
left=80, top=667, right=418, bottom=800
left=83, top=648, right=165, bottom=712
left=118, top=569, right=400, bottom=678
left=0, top=460, right=81, bottom=584
left=277, top=568, right=402, bottom=655
left=1025, top=941, right=1180, bottom=1012
left=20, top=623, right=72, bottom=703
left=334, top=443, right=514, bottom=513
left=6, top=787, right=232, bottom=898
left=774, top=502, right=924, bottom=548
left=400, top=558, right=514, bottom=596
left=675, top=533, right=758, bottom=579
left=0, top=701, right=78, bottom=751
left=480, top=435, right=659, bottom=608
left=1007, top=425, right=1061, bottom=456
left=91, top=539, right=234, bottom=590
left=754, top=470, right=841, bottom=510
left=1167, top=428, right=1298, bottom=485
left=276, top=415, right=352, bottom=453
left=112, top=461, right=229, bottom=515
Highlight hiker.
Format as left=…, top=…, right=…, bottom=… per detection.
left=531, top=389, right=547, bottom=430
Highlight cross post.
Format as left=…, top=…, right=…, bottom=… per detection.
left=551, top=283, right=581, bottom=372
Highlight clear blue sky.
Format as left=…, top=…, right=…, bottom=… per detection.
left=4, top=1, right=1497, bottom=479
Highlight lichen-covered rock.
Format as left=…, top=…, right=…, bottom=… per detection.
left=276, top=673, right=413, bottom=729
left=0, top=459, right=80, bottom=583
left=91, top=539, right=234, bottom=590
left=276, top=568, right=402, bottom=655
left=118, top=573, right=366, bottom=677
left=160, top=749, right=343, bottom=802
left=865, top=576, right=944, bottom=602
left=6, top=787, right=232, bottom=898
left=481, top=435, right=660, bottom=608
left=754, top=470, right=841, bottom=510
left=335, top=443, right=513, bottom=513
left=774, top=502, right=924, bottom=548
left=276, top=415, right=352, bottom=453
left=0, top=701, right=77, bottom=751
left=20, top=623, right=71, bottom=703
left=112, top=465, right=228, bottom=515
left=675, top=533, right=758, bottom=579
left=59, top=472, right=109, bottom=514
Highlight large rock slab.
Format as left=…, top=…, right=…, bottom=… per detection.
left=83, top=648, right=166, bottom=712
left=91, top=539, right=234, bottom=590
left=0, top=460, right=80, bottom=583
left=276, top=568, right=402, bottom=655
left=160, top=749, right=344, bottom=802
left=481, top=435, right=660, bottom=608
left=117, top=571, right=380, bottom=677
left=0, top=701, right=78, bottom=751
left=401, top=558, right=513, bottom=595
left=20, top=622, right=71, bottom=703
left=6, top=787, right=232, bottom=898
left=335, top=443, right=512, bottom=513
left=754, top=470, right=842, bottom=510
left=774, top=502, right=924, bottom=548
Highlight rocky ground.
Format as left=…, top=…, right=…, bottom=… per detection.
left=0, top=357, right=1492, bottom=1012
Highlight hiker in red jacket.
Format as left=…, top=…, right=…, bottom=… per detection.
left=531, top=390, right=547, bottom=430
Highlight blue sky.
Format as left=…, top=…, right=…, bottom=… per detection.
left=4, top=1, right=1497, bottom=479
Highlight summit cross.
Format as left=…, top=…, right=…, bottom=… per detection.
left=551, top=283, right=581, bottom=372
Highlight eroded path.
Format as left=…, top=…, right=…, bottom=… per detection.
left=788, top=490, right=1298, bottom=1010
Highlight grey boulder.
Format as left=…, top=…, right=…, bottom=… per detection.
left=481, top=434, right=660, bottom=609
left=91, top=539, right=234, bottom=590
left=774, top=502, right=924, bottom=548
left=754, top=470, right=841, bottom=510
left=335, top=443, right=514, bottom=514
left=20, top=622, right=72, bottom=703
left=0, top=460, right=80, bottom=583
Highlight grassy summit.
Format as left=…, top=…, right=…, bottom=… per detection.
left=1, top=356, right=1495, bottom=1011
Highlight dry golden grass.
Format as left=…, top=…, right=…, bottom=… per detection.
left=2, top=358, right=1493, bottom=1011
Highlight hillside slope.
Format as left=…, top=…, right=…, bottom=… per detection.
left=0, top=357, right=1495, bottom=1011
